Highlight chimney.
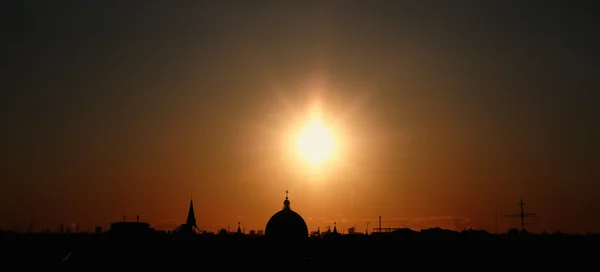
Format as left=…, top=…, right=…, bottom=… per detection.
left=137, top=215, right=139, bottom=222
left=123, top=215, right=126, bottom=222
left=379, top=216, right=381, bottom=233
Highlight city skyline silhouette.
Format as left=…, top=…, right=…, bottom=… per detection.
left=0, top=190, right=582, bottom=236
left=2, top=189, right=599, bottom=267
left=2, top=0, right=599, bottom=245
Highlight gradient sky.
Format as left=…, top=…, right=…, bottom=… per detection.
left=2, top=0, right=599, bottom=234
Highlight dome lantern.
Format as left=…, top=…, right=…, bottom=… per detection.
left=283, top=190, right=291, bottom=210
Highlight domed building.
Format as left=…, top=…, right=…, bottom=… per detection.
left=265, top=190, right=309, bottom=241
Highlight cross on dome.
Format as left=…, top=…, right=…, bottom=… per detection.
left=283, top=190, right=291, bottom=210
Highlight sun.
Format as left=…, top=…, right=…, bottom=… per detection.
left=297, top=116, right=335, bottom=165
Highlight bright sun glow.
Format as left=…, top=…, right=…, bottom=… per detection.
left=297, top=116, right=335, bottom=166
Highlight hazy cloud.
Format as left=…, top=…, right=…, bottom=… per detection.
left=310, top=216, right=489, bottom=233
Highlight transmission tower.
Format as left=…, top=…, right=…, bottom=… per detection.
left=503, top=199, right=537, bottom=232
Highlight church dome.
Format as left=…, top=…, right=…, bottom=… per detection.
left=265, top=191, right=309, bottom=241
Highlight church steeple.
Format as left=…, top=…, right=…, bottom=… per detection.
left=283, top=190, right=291, bottom=210
left=186, top=198, right=197, bottom=228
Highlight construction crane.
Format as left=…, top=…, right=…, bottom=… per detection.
left=503, top=199, right=537, bottom=232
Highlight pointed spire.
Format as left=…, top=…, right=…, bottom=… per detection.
left=186, top=199, right=197, bottom=228
left=283, top=190, right=291, bottom=210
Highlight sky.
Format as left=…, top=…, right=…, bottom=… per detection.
left=2, top=0, right=599, bottom=234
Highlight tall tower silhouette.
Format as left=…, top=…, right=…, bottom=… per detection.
left=186, top=199, right=197, bottom=228
left=504, top=199, right=536, bottom=232
left=173, top=196, right=201, bottom=234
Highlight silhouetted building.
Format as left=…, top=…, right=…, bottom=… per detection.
left=107, top=215, right=154, bottom=236
left=265, top=190, right=309, bottom=241
left=236, top=222, right=243, bottom=234
left=347, top=225, right=363, bottom=235
left=311, top=227, right=321, bottom=238
left=173, top=199, right=201, bottom=234
left=322, top=222, right=341, bottom=238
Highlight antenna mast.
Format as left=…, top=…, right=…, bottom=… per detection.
left=503, top=199, right=537, bottom=232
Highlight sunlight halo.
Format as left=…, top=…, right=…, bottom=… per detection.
left=296, top=115, right=335, bottom=166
